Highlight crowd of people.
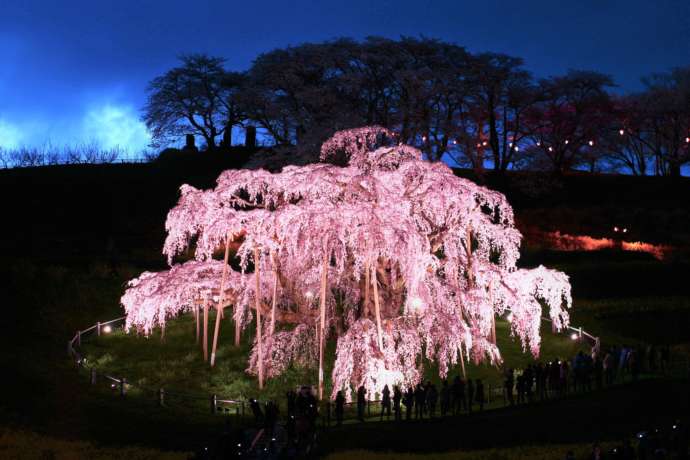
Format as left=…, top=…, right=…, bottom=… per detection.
left=333, top=376, right=489, bottom=425
left=503, top=343, right=672, bottom=406
left=325, top=343, right=674, bottom=425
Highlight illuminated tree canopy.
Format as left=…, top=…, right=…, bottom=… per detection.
left=122, top=126, right=572, bottom=400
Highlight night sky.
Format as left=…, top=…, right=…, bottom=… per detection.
left=1, top=0, right=688, bottom=153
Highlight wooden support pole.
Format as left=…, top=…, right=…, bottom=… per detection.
left=195, top=305, right=200, bottom=344
left=254, top=246, right=264, bottom=389
left=161, top=322, right=165, bottom=342
left=96, top=321, right=101, bottom=337
left=318, top=247, right=328, bottom=400
left=459, top=343, right=467, bottom=379
left=363, top=258, right=371, bottom=317
left=203, top=297, right=209, bottom=361
left=270, top=251, right=278, bottom=335
left=210, top=232, right=232, bottom=367
left=371, top=263, right=384, bottom=351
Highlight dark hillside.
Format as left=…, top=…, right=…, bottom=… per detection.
left=2, top=157, right=689, bottom=268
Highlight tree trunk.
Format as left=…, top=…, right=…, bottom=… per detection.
left=459, top=343, right=467, bottom=379
left=222, top=122, right=232, bottom=148
left=210, top=233, right=231, bottom=367
left=254, top=246, right=264, bottom=389
left=371, top=263, right=384, bottom=351
left=318, top=247, right=328, bottom=400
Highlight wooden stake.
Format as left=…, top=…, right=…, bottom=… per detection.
left=203, top=297, right=209, bottom=361
left=371, top=263, right=384, bottom=351
left=254, top=246, right=264, bottom=389
left=318, top=247, right=328, bottom=400
left=195, top=305, right=200, bottom=344
left=210, top=232, right=232, bottom=367
left=270, top=251, right=278, bottom=335
left=363, top=258, right=370, bottom=317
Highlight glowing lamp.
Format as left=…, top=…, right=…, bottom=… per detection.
left=548, top=146, right=553, bottom=152
left=686, top=137, right=689, bottom=143
left=619, top=129, right=624, bottom=136
left=506, top=312, right=513, bottom=322
left=564, top=139, right=569, bottom=145
left=305, top=291, right=314, bottom=299
left=536, top=141, right=541, bottom=146
left=570, top=332, right=579, bottom=341
left=588, top=140, right=594, bottom=146
left=103, top=325, right=112, bottom=334
left=514, top=146, right=519, bottom=151
left=509, top=142, right=513, bottom=147
left=452, top=139, right=457, bottom=145
left=482, top=141, right=487, bottom=146
left=613, top=226, right=619, bottom=232
left=622, top=228, right=627, bottom=233
left=422, top=136, right=427, bottom=142
left=409, top=297, right=424, bottom=313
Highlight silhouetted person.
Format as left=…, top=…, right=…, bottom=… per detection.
left=287, top=390, right=297, bottom=418
left=475, top=379, right=484, bottom=411
left=264, top=400, right=279, bottom=439
left=426, top=383, right=438, bottom=417
left=250, top=398, right=263, bottom=424
left=335, top=390, right=345, bottom=426
left=380, top=384, right=391, bottom=420
left=393, top=386, right=402, bottom=421
left=356, top=385, right=367, bottom=421
left=404, top=386, right=414, bottom=420
left=414, top=383, right=426, bottom=419
left=440, top=380, right=450, bottom=416
left=504, top=369, right=515, bottom=406
left=451, top=376, right=466, bottom=414
left=467, top=379, right=474, bottom=413
left=594, top=356, right=603, bottom=390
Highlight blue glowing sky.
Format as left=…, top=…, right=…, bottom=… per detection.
left=1, top=0, right=688, bottom=153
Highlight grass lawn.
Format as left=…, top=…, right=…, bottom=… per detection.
left=80, top=314, right=585, bottom=409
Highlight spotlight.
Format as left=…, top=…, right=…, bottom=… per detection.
left=588, top=140, right=594, bottom=146
left=103, top=325, right=112, bottom=334
left=613, top=226, right=619, bottom=232
left=619, top=129, right=625, bottom=136
left=570, top=332, right=579, bottom=341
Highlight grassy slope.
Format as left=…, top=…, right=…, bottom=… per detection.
left=79, top=315, right=582, bottom=406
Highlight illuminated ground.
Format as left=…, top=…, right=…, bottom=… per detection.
left=80, top=314, right=585, bottom=409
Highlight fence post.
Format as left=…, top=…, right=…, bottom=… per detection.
left=67, top=341, right=72, bottom=357
left=579, top=327, right=583, bottom=342
left=119, top=378, right=126, bottom=397
left=210, top=394, right=217, bottom=414
left=77, top=330, right=81, bottom=347
left=96, top=322, right=101, bottom=337
left=158, top=388, right=165, bottom=407
left=90, top=368, right=97, bottom=385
